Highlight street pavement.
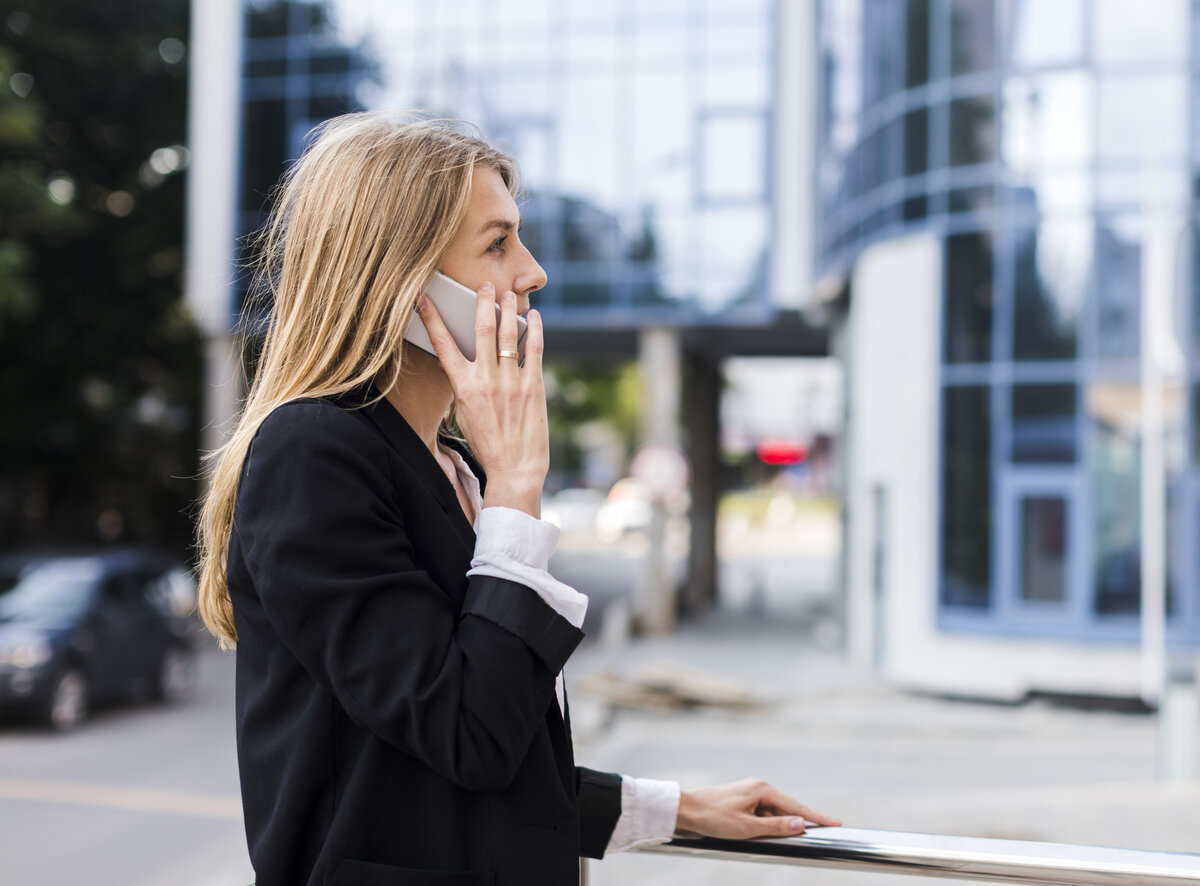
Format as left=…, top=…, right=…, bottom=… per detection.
left=0, top=526, right=1196, bottom=885
left=0, top=649, right=253, bottom=886
left=568, top=609, right=1200, bottom=885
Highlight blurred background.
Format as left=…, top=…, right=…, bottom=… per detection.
left=2, top=0, right=1199, bottom=883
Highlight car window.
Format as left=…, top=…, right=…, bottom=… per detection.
left=0, top=561, right=99, bottom=623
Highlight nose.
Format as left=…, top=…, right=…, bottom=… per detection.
left=514, top=242, right=547, bottom=298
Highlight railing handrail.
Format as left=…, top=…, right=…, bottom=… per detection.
left=634, top=826, right=1200, bottom=885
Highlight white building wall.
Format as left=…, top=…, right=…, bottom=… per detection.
left=846, top=235, right=1144, bottom=700
left=845, top=234, right=942, bottom=675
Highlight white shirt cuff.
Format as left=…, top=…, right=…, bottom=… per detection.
left=605, top=776, right=681, bottom=853
left=466, top=506, right=589, bottom=629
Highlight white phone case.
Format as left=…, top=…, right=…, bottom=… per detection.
left=402, top=271, right=528, bottom=362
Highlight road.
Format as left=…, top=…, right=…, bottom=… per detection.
left=0, top=649, right=253, bottom=886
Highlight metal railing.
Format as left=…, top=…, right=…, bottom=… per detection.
left=634, top=826, right=1200, bottom=884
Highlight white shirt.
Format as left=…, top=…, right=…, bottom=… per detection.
left=442, top=445, right=680, bottom=852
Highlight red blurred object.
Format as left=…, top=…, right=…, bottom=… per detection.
left=756, top=439, right=808, bottom=465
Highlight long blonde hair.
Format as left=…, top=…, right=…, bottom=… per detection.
left=197, top=112, right=519, bottom=648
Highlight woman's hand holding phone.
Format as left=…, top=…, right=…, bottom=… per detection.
left=416, top=281, right=547, bottom=519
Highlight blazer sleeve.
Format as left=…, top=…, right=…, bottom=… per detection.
left=233, top=401, right=584, bottom=793
left=575, top=767, right=623, bottom=858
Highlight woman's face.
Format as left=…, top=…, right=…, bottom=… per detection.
left=438, top=166, right=547, bottom=314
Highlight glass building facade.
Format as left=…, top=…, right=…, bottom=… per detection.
left=238, top=0, right=777, bottom=326
left=818, top=0, right=1199, bottom=644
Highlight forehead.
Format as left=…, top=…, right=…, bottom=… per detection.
left=464, top=166, right=518, bottom=225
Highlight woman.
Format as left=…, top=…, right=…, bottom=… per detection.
left=197, top=112, right=838, bottom=886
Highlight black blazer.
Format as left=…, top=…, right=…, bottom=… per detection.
left=227, top=387, right=622, bottom=886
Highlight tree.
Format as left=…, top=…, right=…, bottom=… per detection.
left=0, top=0, right=200, bottom=555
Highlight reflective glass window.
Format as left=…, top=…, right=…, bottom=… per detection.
left=948, top=186, right=993, bottom=214
left=1093, top=0, right=1187, bottom=64
left=905, top=0, right=929, bottom=88
left=941, top=385, right=992, bottom=608
left=559, top=74, right=620, bottom=208
left=861, top=127, right=883, bottom=194
left=1193, top=384, right=1200, bottom=467
left=1020, top=497, right=1068, bottom=603
left=701, top=113, right=766, bottom=203
left=564, top=12, right=618, bottom=65
left=881, top=117, right=903, bottom=182
left=1001, top=72, right=1090, bottom=174
left=949, top=94, right=995, bottom=167
left=1097, top=75, right=1187, bottom=163
left=1008, top=0, right=1083, bottom=68
left=1016, top=171, right=1091, bottom=215
left=1012, top=384, right=1077, bottom=464
left=635, top=17, right=689, bottom=69
left=1094, top=219, right=1141, bottom=359
left=1088, top=382, right=1141, bottom=616
left=944, top=232, right=993, bottom=363
left=949, top=0, right=994, bottom=76
left=247, top=2, right=292, bottom=39
left=634, top=71, right=691, bottom=205
left=1194, top=228, right=1200, bottom=363
left=240, top=98, right=287, bottom=215
left=903, top=194, right=927, bottom=220
left=1096, top=166, right=1188, bottom=213
left=697, top=206, right=767, bottom=308
left=702, top=21, right=769, bottom=63
left=1012, top=222, right=1089, bottom=361
left=864, top=0, right=904, bottom=106
left=703, top=63, right=769, bottom=105
left=903, top=106, right=929, bottom=176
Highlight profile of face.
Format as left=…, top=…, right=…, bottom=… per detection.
left=437, top=166, right=547, bottom=315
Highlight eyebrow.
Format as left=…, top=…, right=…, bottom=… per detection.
left=477, top=217, right=521, bottom=237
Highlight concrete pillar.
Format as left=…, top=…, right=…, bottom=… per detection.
left=682, top=350, right=721, bottom=614
left=187, top=0, right=244, bottom=464
left=636, top=328, right=682, bottom=634
left=769, top=0, right=818, bottom=309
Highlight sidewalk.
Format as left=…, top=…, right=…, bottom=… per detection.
left=566, top=608, right=1200, bottom=885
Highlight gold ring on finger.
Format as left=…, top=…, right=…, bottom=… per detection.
left=498, top=349, right=520, bottom=360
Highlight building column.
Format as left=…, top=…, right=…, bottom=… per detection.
left=682, top=350, right=721, bottom=614
left=187, top=0, right=244, bottom=463
left=636, top=328, right=682, bottom=634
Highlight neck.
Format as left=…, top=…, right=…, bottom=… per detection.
left=379, top=349, right=454, bottom=456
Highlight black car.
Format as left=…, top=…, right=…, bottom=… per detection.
left=0, top=549, right=199, bottom=730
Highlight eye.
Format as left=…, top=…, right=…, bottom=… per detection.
left=488, top=235, right=508, bottom=254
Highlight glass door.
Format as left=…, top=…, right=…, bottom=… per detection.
left=997, top=471, right=1086, bottom=627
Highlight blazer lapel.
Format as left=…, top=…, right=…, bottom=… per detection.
left=346, top=387, right=477, bottom=548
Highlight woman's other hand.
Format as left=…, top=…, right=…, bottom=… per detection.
left=675, top=778, right=842, bottom=839
left=416, top=283, right=547, bottom=518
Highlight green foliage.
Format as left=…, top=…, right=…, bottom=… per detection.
left=544, top=361, right=642, bottom=484
left=0, top=0, right=201, bottom=555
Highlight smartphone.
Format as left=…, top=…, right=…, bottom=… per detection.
left=403, top=271, right=528, bottom=362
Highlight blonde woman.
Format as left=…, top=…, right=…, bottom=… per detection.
left=197, top=112, right=838, bottom=886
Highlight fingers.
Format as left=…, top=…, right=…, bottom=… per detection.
left=474, top=281, right=498, bottom=365
left=757, top=782, right=843, bottom=829
left=416, top=296, right=465, bottom=373
left=497, top=289, right=519, bottom=366
left=760, top=815, right=809, bottom=837
left=523, top=308, right=544, bottom=375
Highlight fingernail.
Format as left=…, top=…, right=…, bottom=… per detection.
left=789, top=819, right=805, bottom=832
left=482, top=281, right=494, bottom=292
left=503, top=290, right=516, bottom=302
left=416, top=296, right=427, bottom=312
